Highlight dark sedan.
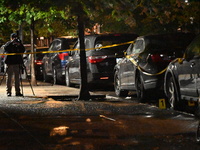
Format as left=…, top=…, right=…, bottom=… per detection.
left=23, top=47, right=48, bottom=80
left=42, top=37, right=77, bottom=84
left=114, top=33, right=196, bottom=102
left=65, top=33, right=138, bottom=88
left=164, top=34, right=200, bottom=110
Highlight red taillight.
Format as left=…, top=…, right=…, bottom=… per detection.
left=150, top=54, right=171, bottom=63
left=35, top=60, right=43, bottom=65
left=114, top=34, right=121, bottom=36
left=58, top=53, right=69, bottom=60
left=88, top=56, right=107, bottom=63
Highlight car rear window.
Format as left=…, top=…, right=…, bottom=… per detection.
left=148, top=34, right=196, bottom=57
left=88, top=35, right=136, bottom=56
left=36, top=48, right=48, bottom=59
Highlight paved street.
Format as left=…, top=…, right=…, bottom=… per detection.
left=0, top=78, right=200, bottom=150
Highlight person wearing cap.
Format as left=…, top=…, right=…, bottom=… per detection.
left=3, top=33, right=25, bottom=96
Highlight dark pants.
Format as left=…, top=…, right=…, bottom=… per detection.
left=6, top=64, right=22, bottom=94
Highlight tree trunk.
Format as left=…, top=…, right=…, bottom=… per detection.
left=18, top=24, right=23, bottom=43
left=30, top=18, right=37, bottom=86
left=77, top=14, right=91, bottom=100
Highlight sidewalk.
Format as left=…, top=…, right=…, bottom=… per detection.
left=0, top=78, right=109, bottom=149
left=0, top=77, right=106, bottom=100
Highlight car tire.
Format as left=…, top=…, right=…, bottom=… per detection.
left=65, top=68, right=72, bottom=87
left=165, top=76, right=181, bottom=110
left=114, top=71, right=128, bottom=97
left=135, top=74, right=146, bottom=103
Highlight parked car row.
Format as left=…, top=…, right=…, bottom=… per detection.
left=37, top=32, right=199, bottom=112
left=114, top=32, right=196, bottom=102
left=114, top=33, right=200, bottom=112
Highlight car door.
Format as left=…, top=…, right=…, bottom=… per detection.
left=68, top=42, right=80, bottom=83
left=177, top=36, right=200, bottom=101
left=43, top=41, right=57, bottom=75
left=126, top=39, right=145, bottom=88
left=118, top=43, right=134, bottom=87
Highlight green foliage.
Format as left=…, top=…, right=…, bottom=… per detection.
left=0, top=0, right=199, bottom=43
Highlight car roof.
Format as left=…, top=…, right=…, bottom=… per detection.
left=137, top=32, right=196, bottom=48
left=53, top=37, right=77, bottom=42
left=139, top=32, right=195, bottom=41
left=84, top=33, right=138, bottom=41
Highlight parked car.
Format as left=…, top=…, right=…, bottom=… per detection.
left=0, top=45, right=5, bottom=73
left=23, top=47, right=48, bottom=80
left=164, top=34, right=200, bottom=110
left=65, top=33, right=138, bottom=88
left=114, top=33, right=196, bottom=102
left=42, top=37, right=77, bottom=84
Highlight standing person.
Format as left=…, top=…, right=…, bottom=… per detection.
left=4, top=33, right=25, bottom=96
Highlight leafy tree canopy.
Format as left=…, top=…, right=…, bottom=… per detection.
left=0, top=0, right=199, bottom=43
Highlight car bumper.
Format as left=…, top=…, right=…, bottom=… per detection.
left=88, top=72, right=114, bottom=86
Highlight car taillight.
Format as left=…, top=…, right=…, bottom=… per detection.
left=150, top=54, right=171, bottom=63
left=88, top=56, right=107, bottom=63
left=35, top=60, right=43, bottom=65
left=59, top=53, right=69, bottom=60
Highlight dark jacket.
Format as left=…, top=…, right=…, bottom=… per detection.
left=4, top=40, right=25, bottom=65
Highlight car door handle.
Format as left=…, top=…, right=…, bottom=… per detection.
left=190, top=62, right=195, bottom=67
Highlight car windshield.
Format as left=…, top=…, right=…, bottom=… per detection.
left=185, top=35, right=200, bottom=59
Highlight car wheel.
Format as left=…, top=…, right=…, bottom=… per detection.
left=65, top=68, right=72, bottom=87
left=135, top=74, right=146, bottom=103
left=165, top=76, right=180, bottom=110
left=53, top=67, right=57, bottom=85
left=114, top=71, right=128, bottom=97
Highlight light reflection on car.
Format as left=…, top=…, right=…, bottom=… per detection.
left=65, top=33, right=138, bottom=88
left=164, top=34, right=200, bottom=111
left=114, top=32, right=196, bottom=102
left=23, top=47, right=48, bottom=80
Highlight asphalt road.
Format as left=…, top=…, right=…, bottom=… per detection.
left=0, top=78, right=200, bottom=150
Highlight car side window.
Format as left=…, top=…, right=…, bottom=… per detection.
left=48, top=43, right=54, bottom=51
left=48, top=40, right=60, bottom=56
left=85, top=39, right=90, bottom=49
left=55, top=41, right=61, bottom=50
left=126, top=43, right=134, bottom=55
left=71, top=42, right=79, bottom=56
left=132, top=40, right=144, bottom=54
left=47, top=43, right=54, bottom=56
